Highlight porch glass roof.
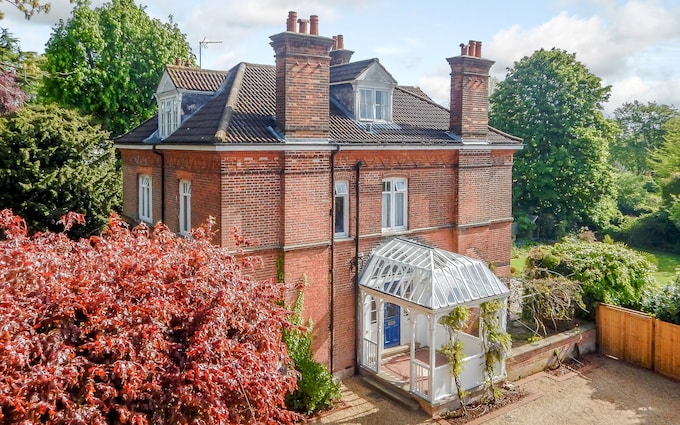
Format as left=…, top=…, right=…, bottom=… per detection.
left=358, top=238, right=509, bottom=310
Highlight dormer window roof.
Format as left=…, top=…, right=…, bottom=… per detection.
left=330, top=58, right=397, bottom=124
left=154, top=64, right=228, bottom=141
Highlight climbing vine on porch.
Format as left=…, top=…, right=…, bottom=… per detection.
left=439, top=305, right=471, bottom=413
left=480, top=300, right=512, bottom=403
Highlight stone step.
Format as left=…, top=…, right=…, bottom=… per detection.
left=359, top=371, right=422, bottom=411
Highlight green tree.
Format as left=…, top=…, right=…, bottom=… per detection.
left=612, top=101, right=678, bottom=174
left=649, top=116, right=680, bottom=180
left=0, top=28, right=27, bottom=114
left=615, top=170, right=661, bottom=216
left=490, top=48, right=617, bottom=237
left=0, top=104, right=120, bottom=237
left=0, top=0, right=68, bottom=20
left=648, top=116, right=680, bottom=235
left=41, top=0, right=193, bottom=136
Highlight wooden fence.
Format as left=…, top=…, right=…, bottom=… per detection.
left=597, top=304, right=680, bottom=381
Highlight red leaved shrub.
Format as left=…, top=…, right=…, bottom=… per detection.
left=0, top=210, right=300, bottom=424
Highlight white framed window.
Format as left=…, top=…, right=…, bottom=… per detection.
left=334, top=180, right=349, bottom=237
left=179, top=180, right=191, bottom=235
left=382, top=178, right=407, bottom=232
left=138, top=174, right=152, bottom=223
left=359, top=88, right=390, bottom=121
left=159, top=97, right=179, bottom=139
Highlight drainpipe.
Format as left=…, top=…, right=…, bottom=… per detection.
left=329, top=144, right=341, bottom=374
left=354, top=159, right=365, bottom=371
left=152, top=145, right=165, bottom=223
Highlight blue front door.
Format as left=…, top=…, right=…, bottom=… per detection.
left=384, top=302, right=401, bottom=348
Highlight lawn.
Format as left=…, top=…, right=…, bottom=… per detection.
left=644, top=249, right=680, bottom=284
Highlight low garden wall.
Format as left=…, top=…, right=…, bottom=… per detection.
left=506, top=322, right=597, bottom=381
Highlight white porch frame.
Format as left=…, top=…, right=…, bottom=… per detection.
left=357, top=237, right=510, bottom=404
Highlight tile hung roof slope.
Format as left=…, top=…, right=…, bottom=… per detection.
left=165, top=65, right=228, bottom=92
left=117, top=61, right=521, bottom=146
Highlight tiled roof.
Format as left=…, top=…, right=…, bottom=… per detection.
left=116, top=62, right=521, bottom=146
left=330, top=59, right=376, bottom=83
left=398, top=86, right=434, bottom=102
left=165, top=65, right=228, bottom=92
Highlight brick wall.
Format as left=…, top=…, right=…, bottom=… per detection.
left=220, top=152, right=283, bottom=249
left=164, top=152, right=222, bottom=236
left=506, top=323, right=597, bottom=381
left=120, top=150, right=162, bottom=225
left=447, top=55, right=495, bottom=139
left=270, top=31, right=335, bottom=138
left=121, top=145, right=515, bottom=373
left=282, top=151, right=331, bottom=246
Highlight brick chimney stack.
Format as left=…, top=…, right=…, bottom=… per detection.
left=329, top=35, right=354, bottom=66
left=447, top=40, right=495, bottom=140
left=270, top=11, right=335, bottom=140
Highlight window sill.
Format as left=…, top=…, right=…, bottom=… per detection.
left=381, top=228, right=408, bottom=235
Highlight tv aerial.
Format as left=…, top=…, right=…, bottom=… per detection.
left=199, top=37, right=222, bottom=69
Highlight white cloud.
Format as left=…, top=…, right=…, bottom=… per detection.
left=608, top=75, right=680, bottom=111
left=485, top=0, right=680, bottom=111
left=416, top=72, right=450, bottom=108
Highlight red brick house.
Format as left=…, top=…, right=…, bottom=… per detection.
left=115, top=11, right=521, bottom=406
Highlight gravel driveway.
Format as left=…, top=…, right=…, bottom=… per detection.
left=312, top=354, right=680, bottom=424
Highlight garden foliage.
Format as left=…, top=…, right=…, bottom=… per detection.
left=526, top=235, right=657, bottom=312
left=0, top=104, right=120, bottom=238
left=643, top=274, right=680, bottom=325
left=282, top=289, right=340, bottom=414
left=0, top=210, right=300, bottom=424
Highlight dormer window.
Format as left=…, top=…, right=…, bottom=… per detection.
left=359, top=88, right=389, bottom=121
left=330, top=58, right=397, bottom=125
left=159, top=96, right=180, bottom=139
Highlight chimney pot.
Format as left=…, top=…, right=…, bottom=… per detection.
left=298, top=18, right=309, bottom=34
left=286, top=11, right=297, bottom=32
left=468, top=40, right=476, bottom=57
left=337, top=34, right=344, bottom=50
left=332, top=35, right=338, bottom=50
left=310, top=15, right=319, bottom=35
left=185, top=59, right=191, bottom=67
left=459, top=43, right=466, bottom=56
left=175, top=57, right=181, bottom=66
left=447, top=41, right=494, bottom=138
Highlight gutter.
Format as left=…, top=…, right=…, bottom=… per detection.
left=354, top=159, right=365, bottom=372
left=152, top=145, right=165, bottom=223
left=329, top=144, right=341, bottom=374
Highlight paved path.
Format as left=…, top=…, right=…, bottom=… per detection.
left=312, top=355, right=680, bottom=424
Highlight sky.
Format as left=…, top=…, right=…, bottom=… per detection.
left=2, top=0, right=680, bottom=115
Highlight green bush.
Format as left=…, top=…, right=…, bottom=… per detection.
left=526, top=235, right=658, bottom=313
left=282, top=290, right=341, bottom=414
left=615, top=171, right=661, bottom=216
left=617, top=210, right=680, bottom=252
left=643, top=274, right=680, bottom=325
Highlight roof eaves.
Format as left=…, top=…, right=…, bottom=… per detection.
left=489, top=126, right=523, bottom=142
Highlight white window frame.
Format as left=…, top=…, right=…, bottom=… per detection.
left=334, top=180, right=349, bottom=237
left=138, top=174, right=152, bottom=223
left=179, top=179, right=191, bottom=235
left=358, top=87, right=391, bottom=122
left=159, top=96, right=179, bottom=139
left=382, top=178, right=407, bottom=232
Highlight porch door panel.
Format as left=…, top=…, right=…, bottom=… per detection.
left=384, top=302, right=400, bottom=348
